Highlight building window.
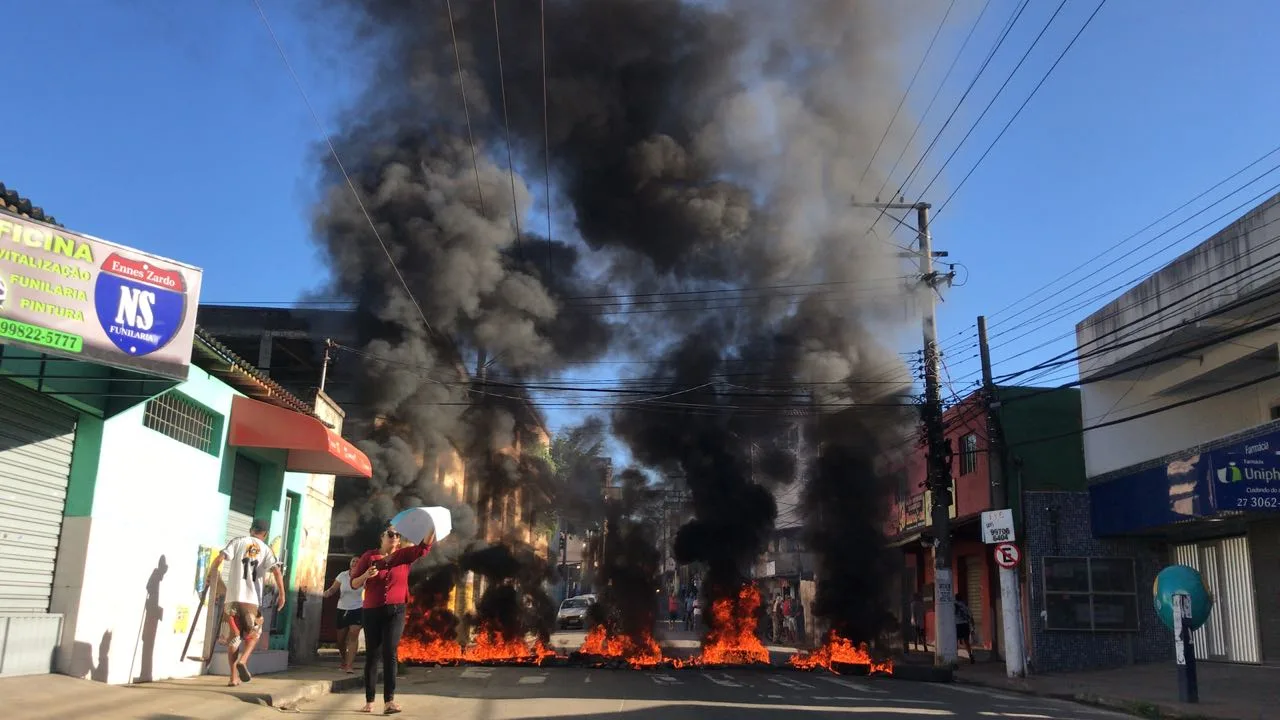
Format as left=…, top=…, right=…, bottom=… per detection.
left=959, top=433, right=979, bottom=475
left=143, top=392, right=219, bottom=454
left=1042, top=556, right=1139, bottom=631
left=1271, top=404, right=1280, bottom=421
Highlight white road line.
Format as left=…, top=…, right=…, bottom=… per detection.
left=768, top=676, right=817, bottom=690
left=459, top=667, right=492, bottom=680
left=701, top=672, right=745, bottom=688
left=517, top=674, right=547, bottom=685
left=651, top=674, right=682, bottom=685
left=817, top=676, right=887, bottom=694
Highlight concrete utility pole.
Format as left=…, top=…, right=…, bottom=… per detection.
left=978, top=316, right=1026, bottom=677
left=853, top=198, right=956, bottom=667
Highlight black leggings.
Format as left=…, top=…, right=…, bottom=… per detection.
left=363, top=604, right=406, bottom=703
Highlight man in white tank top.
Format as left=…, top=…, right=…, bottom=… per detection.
left=204, top=519, right=285, bottom=686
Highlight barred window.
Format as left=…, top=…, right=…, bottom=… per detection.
left=143, top=392, right=219, bottom=454
left=960, top=433, right=979, bottom=475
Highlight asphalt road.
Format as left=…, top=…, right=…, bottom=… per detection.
left=288, top=664, right=1137, bottom=719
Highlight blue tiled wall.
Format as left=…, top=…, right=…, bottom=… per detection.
left=1023, top=491, right=1170, bottom=673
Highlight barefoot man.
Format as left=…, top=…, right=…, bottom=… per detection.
left=205, top=519, right=285, bottom=686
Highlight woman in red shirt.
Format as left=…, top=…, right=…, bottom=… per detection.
left=351, top=523, right=434, bottom=714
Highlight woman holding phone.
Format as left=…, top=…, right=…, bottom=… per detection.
left=351, top=522, right=434, bottom=715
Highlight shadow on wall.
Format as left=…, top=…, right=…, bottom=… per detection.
left=134, top=556, right=168, bottom=683
left=68, top=630, right=112, bottom=682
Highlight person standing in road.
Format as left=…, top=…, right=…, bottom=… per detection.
left=323, top=556, right=365, bottom=673
left=351, top=522, right=435, bottom=715
left=667, top=595, right=679, bottom=630
left=204, top=519, right=285, bottom=687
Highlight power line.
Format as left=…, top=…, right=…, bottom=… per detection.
left=857, top=0, right=958, bottom=188
left=933, top=0, right=1108, bottom=219
left=444, top=0, right=489, bottom=216
left=936, top=141, right=1280, bottom=348
left=490, top=0, right=523, bottom=257
left=249, top=0, right=439, bottom=340
left=540, top=0, right=553, bottom=279
left=916, top=0, right=1071, bottom=203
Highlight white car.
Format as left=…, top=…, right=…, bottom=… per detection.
left=556, top=594, right=596, bottom=630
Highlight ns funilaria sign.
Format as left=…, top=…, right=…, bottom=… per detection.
left=0, top=213, right=202, bottom=380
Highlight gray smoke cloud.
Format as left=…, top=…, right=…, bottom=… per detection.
left=311, top=0, right=928, bottom=642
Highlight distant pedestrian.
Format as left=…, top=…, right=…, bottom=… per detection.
left=782, top=594, right=797, bottom=644
left=955, top=594, right=975, bottom=664
left=910, top=593, right=926, bottom=651
left=668, top=595, right=679, bottom=630
left=352, top=522, right=435, bottom=714
left=770, top=594, right=783, bottom=643
left=323, top=557, right=365, bottom=673
left=204, top=519, right=285, bottom=687
left=692, top=598, right=701, bottom=628
left=684, top=595, right=695, bottom=631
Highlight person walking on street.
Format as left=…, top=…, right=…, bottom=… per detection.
left=910, top=593, right=927, bottom=651
left=667, top=595, right=679, bottom=630
left=955, top=594, right=976, bottom=664
left=323, top=556, right=365, bottom=673
left=204, top=519, right=285, bottom=687
left=352, top=522, right=435, bottom=715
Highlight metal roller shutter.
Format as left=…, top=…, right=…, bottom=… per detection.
left=0, top=379, right=77, bottom=613
left=224, top=454, right=260, bottom=543
left=964, top=555, right=985, bottom=644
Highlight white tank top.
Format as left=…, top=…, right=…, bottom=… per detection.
left=336, top=571, right=364, bottom=611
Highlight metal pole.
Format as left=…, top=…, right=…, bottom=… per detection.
left=979, top=316, right=1026, bottom=677
left=319, top=339, right=333, bottom=392
left=918, top=203, right=957, bottom=668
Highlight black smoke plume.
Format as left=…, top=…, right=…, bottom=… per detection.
left=312, top=0, right=928, bottom=648
left=461, top=542, right=556, bottom=644
left=581, top=469, right=662, bottom=638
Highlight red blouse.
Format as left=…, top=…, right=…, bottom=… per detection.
left=352, top=542, right=432, bottom=608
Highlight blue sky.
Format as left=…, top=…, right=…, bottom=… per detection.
left=8, top=0, right=1280, bottom=446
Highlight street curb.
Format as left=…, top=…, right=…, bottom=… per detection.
left=954, top=675, right=1244, bottom=720
left=269, top=674, right=366, bottom=710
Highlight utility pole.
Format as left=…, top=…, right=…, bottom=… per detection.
left=853, top=198, right=956, bottom=668
left=319, top=339, right=334, bottom=393
left=979, top=316, right=1026, bottom=677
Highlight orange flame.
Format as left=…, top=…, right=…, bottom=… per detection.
left=694, top=585, right=770, bottom=665
left=788, top=632, right=893, bottom=675
left=577, top=625, right=666, bottom=668
left=462, top=627, right=557, bottom=664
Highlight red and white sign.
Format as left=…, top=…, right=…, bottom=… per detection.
left=994, top=542, right=1020, bottom=569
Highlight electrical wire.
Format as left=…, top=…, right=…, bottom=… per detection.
left=249, top=0, right=440, bottom=339
left=490, top=0, right=523, bottom=256
left=540, top=0, right=553, bottom=278
left=932, top=0, right=1108, bottom=219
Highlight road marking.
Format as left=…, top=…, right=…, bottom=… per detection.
left=460, top=667, right=492, bottom=679
left=817, top=676, right=887, bottom=693
left=701, top=672, right=745, bottom=687
left=518, top=674, right=547, bottom=685
left=651, top=674, right=682, bottom=685
left=768, top=676, right=817, bottom=690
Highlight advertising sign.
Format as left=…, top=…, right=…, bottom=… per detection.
left=0, top=213, right=202, bottom=380
left=1210, top=433, right=1280, bottom=512
left=981, top=509, right=1016, bottom=544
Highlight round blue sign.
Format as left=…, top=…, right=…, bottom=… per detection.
left=1153, top=564, right=1213, bottom=632
left=93, top=252, right=188, bottom=357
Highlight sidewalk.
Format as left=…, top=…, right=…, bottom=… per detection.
left=953, top=657, right=1274, bottom=720
left=2, top=655, right=364, bottom=720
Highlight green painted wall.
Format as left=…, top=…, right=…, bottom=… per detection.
left=996, top=386, right=1087, bottom=532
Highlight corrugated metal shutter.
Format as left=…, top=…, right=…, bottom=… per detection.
left=0, top=379, right=76, bottom=613
left=964, top=555, right=984, bottom=644
left=224, top=454, right=260, bottom=543
left=1219, top=535, right=1261, bottom=663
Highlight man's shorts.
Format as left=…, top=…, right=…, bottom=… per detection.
left=221, top=602, right=263, bottom=651
left=336, top=608, right=363, bottom=629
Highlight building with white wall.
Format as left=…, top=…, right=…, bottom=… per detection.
left=0, top=188, right=371, bottom=682
left=1077, top=190, right=1280, bottom=665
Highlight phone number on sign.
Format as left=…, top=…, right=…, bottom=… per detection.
left=0, top=317, right=84, bottom=353
left=1236, top=495, right=1280, bottom=509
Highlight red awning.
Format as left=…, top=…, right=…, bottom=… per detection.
left=228, top=395, right=372, bottom=478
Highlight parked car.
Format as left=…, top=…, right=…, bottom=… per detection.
left=556, top=594, right=596, bottom=630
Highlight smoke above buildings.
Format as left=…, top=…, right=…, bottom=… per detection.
left=310, top=0, right=925, bottom=644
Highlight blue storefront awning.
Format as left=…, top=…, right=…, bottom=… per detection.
left=1089, top=428, right=1280, bottom=535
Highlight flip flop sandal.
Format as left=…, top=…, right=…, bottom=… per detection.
left=236, top=663, right=252, bottom=683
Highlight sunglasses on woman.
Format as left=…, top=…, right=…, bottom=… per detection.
left=384, top=529, right=401, bottom=539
